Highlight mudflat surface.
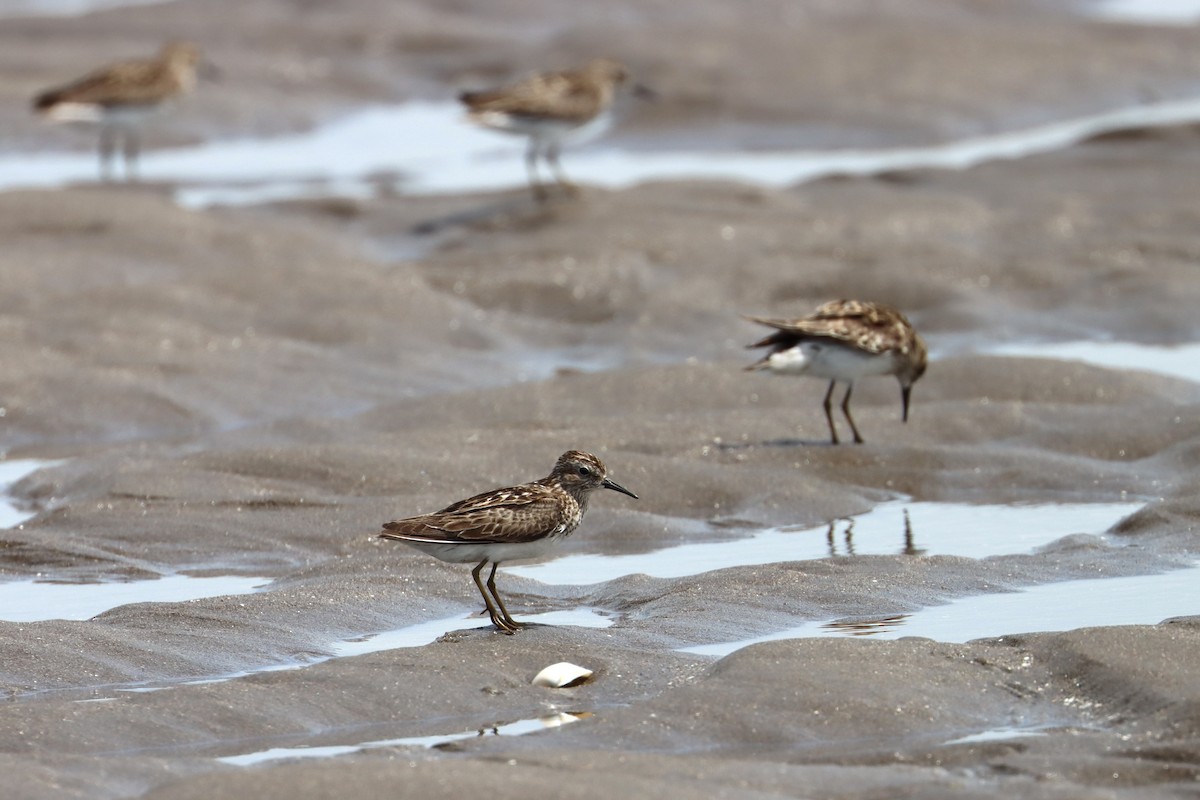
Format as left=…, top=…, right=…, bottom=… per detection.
left=3, top=1, right=1200, bottom=798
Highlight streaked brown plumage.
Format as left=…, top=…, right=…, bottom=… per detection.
left=459, top=58, right=648, bottom=200
left=745, top=300, right=928, bottom=444
left=32, top=41, right=203, bottom=181
left=461, top=59, right=630, bottom=124
left=379, top=451, right=637, bottom=633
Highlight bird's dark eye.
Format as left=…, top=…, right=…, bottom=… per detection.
left=578, top=465, right=592, bottom=476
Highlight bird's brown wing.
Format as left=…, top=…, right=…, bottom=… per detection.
left=380, top=485, right=565, bottom=545
left=745, top=301, right=904, bottom=355
left=460, top=69, right=602, bottom=123
left=34, top=60, right=168, bottom=109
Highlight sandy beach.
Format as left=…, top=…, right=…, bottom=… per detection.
left=3, top=1, right=1200, bottom=797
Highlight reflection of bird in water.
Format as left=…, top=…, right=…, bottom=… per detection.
left=459, top=58, right=652, bottom=201
left=32, top=41, right=205, bottom=182
left=745, top=300, right=928, bottom=444
left=824, top=507, right=924, bottom=557
left=826, top=518, right=857, bottom=557
left=900, top=509, right=925, bottom=556
left=820, top=614, right=911, bottom=637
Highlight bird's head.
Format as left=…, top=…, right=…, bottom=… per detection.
left=552, top=450, right=638, bottom=499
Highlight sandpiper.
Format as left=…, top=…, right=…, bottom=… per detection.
left=745, top=300, right=928, bottom=445
left=32, top=41, right=204, bottom=182
left=459, top=58, right=650, bottom=201
left=379, top=450, right=637, bottom=633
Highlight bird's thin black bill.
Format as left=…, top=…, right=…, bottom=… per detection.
left=632, top=83, right=657, bottom=101
left=602, top=478, right=638, bottom=499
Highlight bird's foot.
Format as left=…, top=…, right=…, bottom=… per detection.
left=489, top=613, right=523, bottom=634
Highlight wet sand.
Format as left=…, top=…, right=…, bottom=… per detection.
left=4, top=1, right=1200, bottom=798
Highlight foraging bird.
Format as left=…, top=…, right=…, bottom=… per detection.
left=745, top=300, right=928, bottom=444
left=379, top=451, right=637, bottom=633
left=459, top=58, right=650, bottom=201
left=32, top=41, right=204, bottom=182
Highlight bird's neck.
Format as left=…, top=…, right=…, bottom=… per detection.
left=166, top=61, right=197, bottom=93
left=543, top=476, right=590, bottom=510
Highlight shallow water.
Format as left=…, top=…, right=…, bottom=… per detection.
left=0, top=574, right=271, bottom=623
left=682, top=562, right=1200, bottom=656
left=506, top=500, right=1143, bottom=586
left=174, top=96, right=1200, bottom=205
left=218, top=712, right=585, bottom=767
left=106, top=607, right=613, bottom=693
left=331, top=607, right=613, bottom=657
left=0, top=0, right=168, bottom=16
left=9, top=97, right=1200, bottom=206
left=1089, top=0, right=1200, bottom=24
left=0, top=459, right=60, bottom=528
left=990, top=341, right=1200, bottom=384
left=944, top=728, right=1051, bottom=746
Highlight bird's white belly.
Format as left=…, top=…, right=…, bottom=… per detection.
left=475, top=109, right=613, bottom=145
left=403, top=532, right=568, bottom=565
left=43, top=103, right=159, bottom=127
left=560, top=109, right=613, bottom=144
left=766, top=341, right=896, bottom=381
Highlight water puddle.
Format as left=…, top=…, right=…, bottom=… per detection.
left=505, top=343, right=632, bottom=383
left=0, top=574, right=271, bottom=623
left=332, top=607, right=613, bottom=657
left=1088, top=0, right=1200, bottom=24
left=944, top=727, right=1051, bottom=746
left=506, top=500, right=1142, bottom=586
left=100, top=607, right=613, bottom=694
left=991, top=341, right=1200, bottom=384
left=682, top=562, right=1200, bottom=656
left=218, top=712, right=585, bottom=767
left=0, top=459, right=59, bottom=528
left=8, top=96, right=1200, bottom=206
left=0, top=0, right=170, bottom=17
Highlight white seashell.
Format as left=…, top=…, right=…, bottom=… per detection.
left=531, top=661, right=593, bottom=688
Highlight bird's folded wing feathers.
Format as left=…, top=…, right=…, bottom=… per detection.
left=434, top=483, right=555, bottom=513
left=462, top=71, right=600, bottom=121
left=745, top=304, right=897, bottom=354
left=380, top=489, right=565, bottom=545
left=37, top=62, right=171, bottom=108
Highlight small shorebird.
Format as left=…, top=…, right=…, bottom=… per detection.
left=459, top=58, right=649, bottom=201
left=379, top=450, right=637, bottom=633
left=32, top=41, right=204, bottom=182
left=745, top=300, right=928, bottom=445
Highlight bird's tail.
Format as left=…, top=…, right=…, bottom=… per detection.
left=458, top=89, right=504, bottom=110
left=32, top=90, right=62, bottom=112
